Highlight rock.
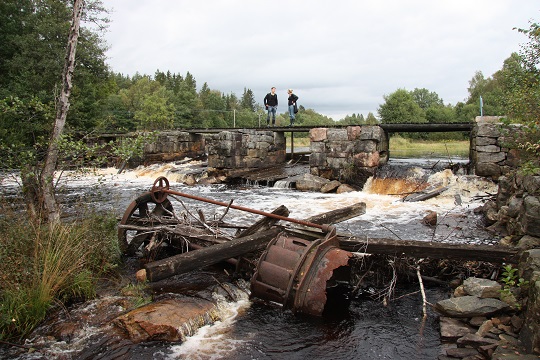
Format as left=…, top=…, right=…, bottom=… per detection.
left=456, top=333, right=500, bottom=347
left=462, top=277, right=502, bottom=298
left=434, top=296, right=509, bottom=317
left=517, top=235, right=540, bottom=250
left=469, top=316, right=488, bottom=327
left=499, top=333, right=521, bottom=347
left=439, top=317, right=475, bottom=340
left=511, top=315, right=524, bottom=332
left=492, top=345, right=540, bottom=359
left=454, top=285, right=468, bottom=297
left=519, top=249, right=540, bottom=281
left=476, top=319, right=494, bottom=337
left=445, top=347, right=480, bottom=358
left=295, top=173, right=330, bottom=192
left=522, top=196, right=540, bottom=237
left=336, top=184, right=356, bottom=194
left=113, top=297, right=218, bottom=343
left=422, top=210, right=437, bottom=226
left=320, top=180, right=341, bottom=193
left=519, top=276, right=540, bottom=355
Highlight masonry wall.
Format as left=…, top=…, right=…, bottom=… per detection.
left=206, top=129, right=286, bottom=171
left=309, top=126, right=388, bottom=187
left=470, top=116, right=520, bottom=180
left=143, top=131, right=205, bottom=164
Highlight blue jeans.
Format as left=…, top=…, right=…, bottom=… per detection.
left=266, top=106, right=277, bottom=124
left=288, top=105, right=296, bottom=122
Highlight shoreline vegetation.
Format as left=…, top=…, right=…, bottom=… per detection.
left=287, top=136, right=470, bottom=158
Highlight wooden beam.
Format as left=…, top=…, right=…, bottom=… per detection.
left=339, top=237, right=518, bottom=263
left=141, top=228, right=282, bottom=282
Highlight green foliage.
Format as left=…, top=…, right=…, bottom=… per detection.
left=497, top=19, right=540, bottom=174
left=499, top=264, right=529, bottom=310
left=120, top=282, right=152, bottom=308
left=0, top=211, right=120, bottom=340
left=110, top=131, right=158, bottom=166
left=378, top=88, right=426, bottom=124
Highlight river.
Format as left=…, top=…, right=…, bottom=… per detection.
left=0, top=157, right=499, bottom=359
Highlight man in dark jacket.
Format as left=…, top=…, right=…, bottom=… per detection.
left=264, top=87, right=278, bottom=126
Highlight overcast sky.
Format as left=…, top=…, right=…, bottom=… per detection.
left=103, top=1, right=538, bottom=120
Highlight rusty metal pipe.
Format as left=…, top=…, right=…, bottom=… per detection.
left=161, top=189, right=330, bottom=231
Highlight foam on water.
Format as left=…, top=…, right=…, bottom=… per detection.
left=167, top=294, right=252, bottom=359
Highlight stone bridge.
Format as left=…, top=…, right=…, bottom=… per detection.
left=99, top=116, right=513, bottom=184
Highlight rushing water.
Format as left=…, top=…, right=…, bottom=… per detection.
left=0, top=158, right=500, bottom=359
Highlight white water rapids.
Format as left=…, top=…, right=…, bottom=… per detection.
left=0, top=158, right=501, bottom=359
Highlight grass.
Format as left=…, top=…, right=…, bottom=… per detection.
left=390, top=136, right=469, bottom=158
left=0, top=210, right=120, bottom=341
left=286, top=134, right=470, bottom=158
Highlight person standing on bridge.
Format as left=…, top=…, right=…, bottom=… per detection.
left=287, top=89, right=298, bottom=127
left=264, top=87, right=278, bottom=127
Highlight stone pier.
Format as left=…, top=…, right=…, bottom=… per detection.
left=206, top=129, right=286, bottom=175
left=309, top=126, right=389, bottom=187
left=470, top=116, right=520, bottom=180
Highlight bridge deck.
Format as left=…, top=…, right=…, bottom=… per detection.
left=184, top=123, right=473, bottom=134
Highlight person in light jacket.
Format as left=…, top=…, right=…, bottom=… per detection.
left=287, top=89, right=299, bottom=127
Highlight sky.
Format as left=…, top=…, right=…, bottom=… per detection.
left=103, top=1, right=539, bottom=120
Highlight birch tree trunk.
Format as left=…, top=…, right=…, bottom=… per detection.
left=39, top=0, right=84, bottom=222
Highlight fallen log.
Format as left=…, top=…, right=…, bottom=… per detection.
left=138, top=228, right=282, bottom=282
left=339, top=237, right=518, bottom=263
left=137, top=203, right=367, bottom=282
left=235, top=205, right=290, bottom=238
left=299, top=202, right=366, bottom=225
left=403, top=186, right=449, bottom=202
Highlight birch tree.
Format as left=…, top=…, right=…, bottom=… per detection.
left=40, top=0, right=84, bottom=222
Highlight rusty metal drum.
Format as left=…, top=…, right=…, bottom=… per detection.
left=250, top=227, right=352, bottom=316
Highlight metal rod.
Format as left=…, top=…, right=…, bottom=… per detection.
left=161, top=189, right=328, bottom=230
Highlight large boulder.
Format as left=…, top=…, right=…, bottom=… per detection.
left=295, top=173, right=331, bottom=192
left=113, top=297, right=218, bottom=343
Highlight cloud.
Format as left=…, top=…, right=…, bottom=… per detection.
left=104, top=0, right=539, bottom=120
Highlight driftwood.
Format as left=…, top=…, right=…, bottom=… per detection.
left=139, top=228, right=282, bottom=282
left=235, top=205, right=290, bottom=238
left=403, top=186, right=449, bottom=202
left=339, top=237, right=518, bottom=263
left=137, top=202, right=367, bottom=282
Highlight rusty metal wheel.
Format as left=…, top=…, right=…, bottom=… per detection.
left=118, top=192, right=174, bottom=256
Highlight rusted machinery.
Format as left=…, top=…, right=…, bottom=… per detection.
left=119, top=177, right=353, bottom=316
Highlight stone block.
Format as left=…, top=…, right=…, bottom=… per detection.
left=347, top=126, right=362, bottom=140
left=309, top=152, right=327, bottom=167
left=476, top=136, right=498, bottom=146
left=475, top=163, right=501, bottom=178
left=327, top=128, right=349, bottom=141
left=354, top=140, right=377, bottom=153
left=310, top=128, right=327, bottom=142
left=476, top=121, right=502, bottom=137
left=476, top=151, right=506, bottom=163
left=359, top=125, right=383, bottom=140
left=353, top=152, right=380, bottom=167
left=522, top=196, right=540, bottom=237
left=310, top=141, right=326, bottom=153
left=327, top=157, right=350, bottom=169
left=476, top=145, right=501, bottom=153
left=523, top=176, right=540, bottom=195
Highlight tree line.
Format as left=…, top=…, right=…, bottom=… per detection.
left=1, top=1, right=539, bottom=174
